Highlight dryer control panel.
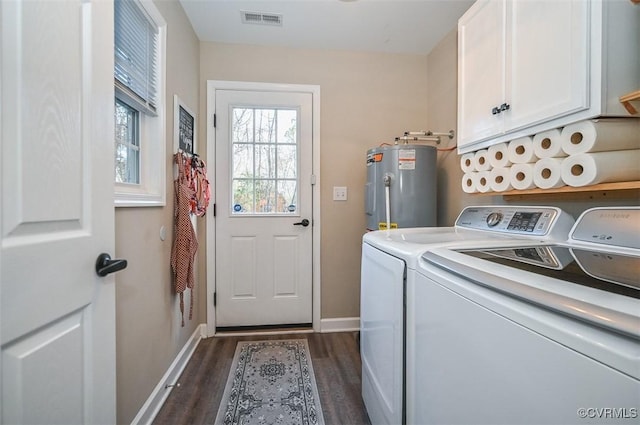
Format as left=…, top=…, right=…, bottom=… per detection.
left=455, top=206, right=575, bottom=240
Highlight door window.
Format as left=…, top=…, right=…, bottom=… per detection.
left=230, top=107, right=299, bottom=215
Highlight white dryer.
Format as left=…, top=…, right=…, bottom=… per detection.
left=360, top=206, right=575, bottom=425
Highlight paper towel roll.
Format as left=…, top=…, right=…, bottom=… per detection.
left=460, top=153, right=475, bottom=173
left=476, top=170, right=492, bottom=193
left=489, top=167, right=513, bottom=192
left=533, top=129, right=566, bottom=159
left=533, top=158, right=565, bottom=189
left=510, top=163, right=536, bottom=190
left=462, top=172, right=478, bottom=194
left=560, top=150, right=640, bottom=187
left=508, top=137, right=538, bottom=164
left=474, top=149, right=491, bottom=171
left=488, top=143, right=511, bottom=168
left=560, top=119, right=640, bottom=155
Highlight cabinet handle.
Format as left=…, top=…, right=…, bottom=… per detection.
left=500, top=103, right=510, bottom=112
left=492, top=106, right=500, bottom=115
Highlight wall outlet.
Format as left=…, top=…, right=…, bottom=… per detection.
left=333, top=186, right=347, bottom=201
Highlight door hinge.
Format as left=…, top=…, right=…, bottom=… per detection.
left=213, top=292, right=217, bottom=306
left=213, top=113, right=217, bottom=128
left=310, top=174, right=316, bottom=185
left=213, top=203, right=216, bottom=217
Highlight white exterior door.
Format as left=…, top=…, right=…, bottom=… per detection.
left=214, top=89, right=314, bottom=327
left=1, top=1, right=117, bottom=424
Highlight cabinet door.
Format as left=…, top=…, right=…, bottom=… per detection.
left=458, top=0, right=507, bottom=149
left=506, top=0, right=589, bottom=132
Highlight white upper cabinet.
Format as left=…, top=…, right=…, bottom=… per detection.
left=507, top=1, right=588, bottom=131
left=457, top=0, right=640, bottom=153
left=458, top=0, right=507, bottom=145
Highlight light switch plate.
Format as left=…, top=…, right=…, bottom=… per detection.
left=333, top=186, right=347, bottom=201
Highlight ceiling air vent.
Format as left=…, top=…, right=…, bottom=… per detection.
left=241, top=10, right=283, bottom=26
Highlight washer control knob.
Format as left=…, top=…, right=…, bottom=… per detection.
left=486, top=212, right=503, bottom=227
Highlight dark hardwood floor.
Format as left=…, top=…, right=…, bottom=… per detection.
left=152, top=331, right=371, bottom=425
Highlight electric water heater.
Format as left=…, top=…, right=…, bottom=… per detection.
left=365, top=144, right=437, bottom=231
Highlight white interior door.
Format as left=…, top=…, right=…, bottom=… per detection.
left=1, top=1, right=117, bottom=423
left=214, top=89, right=314, bottom=327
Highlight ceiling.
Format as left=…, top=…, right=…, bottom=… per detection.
left=179, top=0, right=475, bottom=55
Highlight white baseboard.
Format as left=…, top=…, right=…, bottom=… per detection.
left=319, top=317, right=360, bottom=333
left=131, top=323, right=206, bottom=425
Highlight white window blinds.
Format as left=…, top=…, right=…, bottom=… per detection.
left=114, top=0, right=159, bottom=116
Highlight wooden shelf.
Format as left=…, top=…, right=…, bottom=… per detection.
left=476, top=181, right=640, bottom=201
left=620, top=89, right=640, bottom=114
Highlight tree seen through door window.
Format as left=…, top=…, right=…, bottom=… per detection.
left=231, top=107, right=298, bottom=214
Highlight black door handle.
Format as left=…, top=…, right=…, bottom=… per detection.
left=293, top=219, right=310, bottom=227
left=95, top=253, right=128, bottom=277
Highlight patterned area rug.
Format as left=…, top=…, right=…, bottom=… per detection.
left=215, top=339, right=326, bottom=425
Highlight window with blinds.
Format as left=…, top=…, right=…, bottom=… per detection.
left=113, top=0, right=166, bottom=206
left=114, top=0, right=159, bottom=116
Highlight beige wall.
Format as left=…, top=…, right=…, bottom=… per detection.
left=426, top=29, right=498, bottom=226
left=426, top=29, right=639, bottom=226
left=114, top=0, right=201, bottom=423
left=199, top=43, right=429, bottom=318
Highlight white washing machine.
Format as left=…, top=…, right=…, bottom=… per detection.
left=409, top=207, right=640, bottom=424
left=360, top=206, right=575, bottom=425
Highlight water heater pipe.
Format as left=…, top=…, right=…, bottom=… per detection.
left=395, top=129, right=455, bottom=145
left=383, top=174, right=392, bottom=230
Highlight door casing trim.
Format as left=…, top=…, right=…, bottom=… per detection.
left=205, top=80, right=321, bottom=336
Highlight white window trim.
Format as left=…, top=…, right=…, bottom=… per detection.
left=115, top=0, right=166, bottom=207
